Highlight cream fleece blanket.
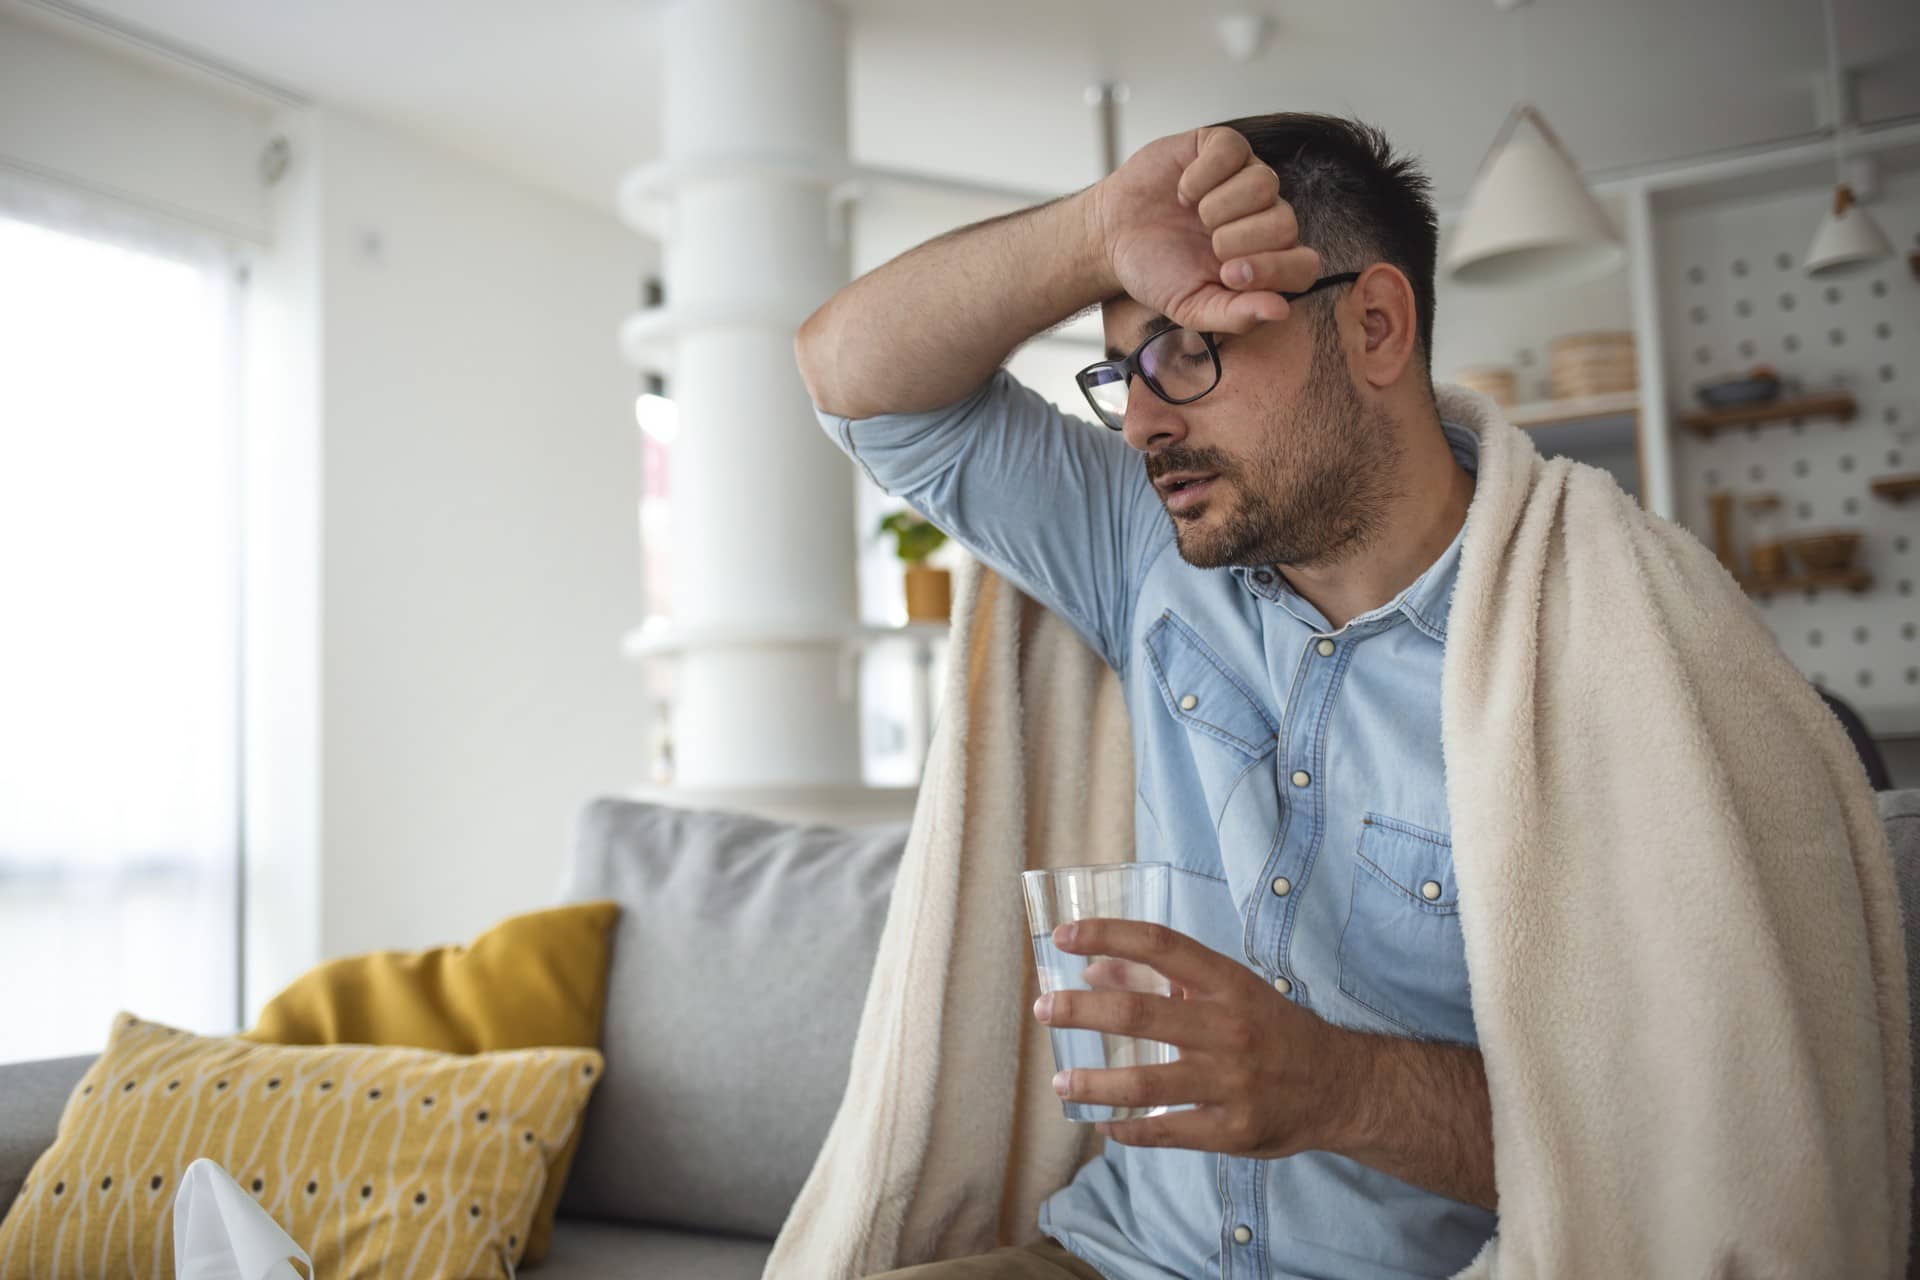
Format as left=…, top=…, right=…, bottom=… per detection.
left=766, top=385, right=1911, bottom=1279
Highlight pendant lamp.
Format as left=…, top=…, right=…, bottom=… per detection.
left=1805, top=183, right=1895, bottom=277
left=1448, top=103, right=1623, bottom=288
left=1804, top=0, right=1893, bottom=278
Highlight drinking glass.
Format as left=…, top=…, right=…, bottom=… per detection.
left=1020, top=861, right=1178, bottom=1122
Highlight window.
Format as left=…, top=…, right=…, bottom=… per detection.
left=0, top=203, right=243, bottom=1060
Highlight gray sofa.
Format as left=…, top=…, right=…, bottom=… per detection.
left=0, top=799, right=911, bottom=1279
left=3, top=791, right=1919, bottom=1278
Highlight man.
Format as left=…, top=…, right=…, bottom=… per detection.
left=795, top=114, right=1897, bottom=1279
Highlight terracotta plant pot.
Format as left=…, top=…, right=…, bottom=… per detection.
left=903, top=564, right=952, bottom=622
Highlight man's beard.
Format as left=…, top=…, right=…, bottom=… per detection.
left=1150, top=341, right=1402, bottom=572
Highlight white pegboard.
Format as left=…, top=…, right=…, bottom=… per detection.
left=1659, top=167, right=1920, bottom=729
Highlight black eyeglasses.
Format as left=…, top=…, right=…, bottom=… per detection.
left=1074, top=271, right=1360, bottom=431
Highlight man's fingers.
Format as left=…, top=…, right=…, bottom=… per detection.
left=1053, top=918, right=1244, bottom=998
left=1039, top=985, right=1215, bottom=1048
left=1055, top=1061, right=1215, bottom=1112
left=1176, top=285, right=1290, bottom=335
left=1176, top=127, right=1254, bottom=207
left=1219, top=246, right=1324, bottom=296
left=1194, top=163, right=1280, bottom=232
left=1095, top=1105, right=1228, bottom=1150
left=1082, top=963, right=1189, bottom=1004
left=1210, top=203, right=1299, bottom=264
left=1081, top=955, right=1169, bottom=994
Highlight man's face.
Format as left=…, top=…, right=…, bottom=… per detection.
left=1098, top=297, right=1401, bottom=571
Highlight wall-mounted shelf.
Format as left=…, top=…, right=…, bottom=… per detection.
left=1505, top=390, right=1640, bottom=455
left=1506, top=390, right=1640, bottom=428
left=1678, top=391, right=1857, bottom=438
left=1735, top=569, right=1873, bottom=598
left=1869, top=474, right=1920, bottom=505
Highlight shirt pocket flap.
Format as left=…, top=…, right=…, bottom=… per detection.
left=1144, top=612, right=1277, bottom=759
left=1355, top=815, right=1458, bottom=912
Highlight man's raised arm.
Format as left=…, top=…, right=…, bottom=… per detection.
left=795, top=127, right=1325, bottom=422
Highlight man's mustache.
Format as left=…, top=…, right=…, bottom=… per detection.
left=1146, top=448, right=1235, bottom=483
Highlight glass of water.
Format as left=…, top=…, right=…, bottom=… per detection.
left=1020, top=861, right=1177, bottom=1122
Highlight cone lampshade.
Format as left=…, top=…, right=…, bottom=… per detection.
left=1449, top=104, right=1624, bottom=288
left=1804, top=184, right=1894, bottom=277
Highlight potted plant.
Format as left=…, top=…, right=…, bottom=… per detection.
left=877, top=509, right=951, bottom=622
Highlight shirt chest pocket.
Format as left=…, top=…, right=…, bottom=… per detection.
left=1336, top=815, right=1478, bottom=1045
left=1144, top=613, right=1277, bottom=767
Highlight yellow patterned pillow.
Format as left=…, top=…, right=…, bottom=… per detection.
left=245, top=900, right=621, bottom=1265
left=0, top=1013, right=602, bottom=1279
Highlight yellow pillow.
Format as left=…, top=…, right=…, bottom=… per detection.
left=0, top=1014, right=601, bottom=1279
left=244, top=900, right=620, bottom=1264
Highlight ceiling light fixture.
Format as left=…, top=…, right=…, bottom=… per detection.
left=1216, top=12, right=1272, bottom=63
left=1448, top=103, right=1624, bottom=288
left=1803, top=0, right=1893, bottom=277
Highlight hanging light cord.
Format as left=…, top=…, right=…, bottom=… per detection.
left=1819, top=0, right=1846, bottom=188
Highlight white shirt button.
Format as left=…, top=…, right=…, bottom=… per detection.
left=1290, top=770, right=1311, bottom=788
left=1272, top=975, right=1291, bottom=995
left=1270, top=876, right=1291, bottom=897
left=1421, top=880, right=1443, bottom=901
left=1179, top=694, right=1197, bottom=711
left=1232, top=1224, right=1253, bottom=1245
left=1316, top=639, right=1335, bottom=656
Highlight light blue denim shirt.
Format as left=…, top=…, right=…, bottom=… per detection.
left=818, top=370, right=1497, bottom=1280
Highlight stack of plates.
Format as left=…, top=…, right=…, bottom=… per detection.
left=1547, top=331, right=1637, bottom=399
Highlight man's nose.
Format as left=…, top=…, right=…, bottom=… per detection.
left=1121, top=384, right=1189, bottom=454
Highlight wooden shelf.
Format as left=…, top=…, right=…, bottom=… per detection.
left=1736, top=568, right=1873, bottom=598
left=1506, top=390, right=1640, bottom=429
left=1869, top=474, right=1920, bottom=505
left=1679, top=391, right=1857, bottom=438
left=1505, top=391, right=1639, bottom=456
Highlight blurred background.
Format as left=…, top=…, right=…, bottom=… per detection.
left=2, top=0, right=1918, bottom=1059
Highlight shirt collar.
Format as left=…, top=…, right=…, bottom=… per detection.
left=1231, top=419, right=1479, bottom=643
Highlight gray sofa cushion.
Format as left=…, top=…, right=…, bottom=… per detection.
left=0, top=1054, right=91, bottom=1214
left=557, top=799, right=907, bottom=1238
left=541, top=1218, right=773, bottom=1280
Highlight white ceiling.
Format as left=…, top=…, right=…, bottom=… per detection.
left=11, top=0, right=1919, bottom=219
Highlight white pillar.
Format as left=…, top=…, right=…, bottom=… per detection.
left=642, top=0, right=860, bottom=789
left=1623, top=183, right=1675, bottom=520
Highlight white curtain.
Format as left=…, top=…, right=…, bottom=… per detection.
left=0, top=176, right=243, bottom=1061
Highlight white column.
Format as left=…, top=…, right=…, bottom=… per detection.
left=639, top=0, right=860, bottom=789
left=1624, top=183, right=1676, bottom=520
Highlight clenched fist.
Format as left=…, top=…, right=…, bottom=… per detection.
left=1091, top=127, right=1324, bottom=335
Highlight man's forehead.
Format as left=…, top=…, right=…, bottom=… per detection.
left=1100, top=296, right=1171, bottom=360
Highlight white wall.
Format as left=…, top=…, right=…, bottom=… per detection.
left=240, top=107, right=324, bottom=1015
left=0, top=8, right=273, bottom=241
left=310, top=109, right=651, bottom=961
left=846, top=0, right=1832, bottom=208
left=1430, top=197, right=1637, bottom=403
left=3, top=13, right=656, bottom=1002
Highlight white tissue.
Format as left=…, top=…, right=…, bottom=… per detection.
left=172, top=1157, right=314, bottom=1280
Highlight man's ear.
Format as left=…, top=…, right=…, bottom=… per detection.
left=1351, top=263, right=1418, bottom=390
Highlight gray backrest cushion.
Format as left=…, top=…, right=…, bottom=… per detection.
left=556, top=798, right=907, bottom=1238
left=1881, top=788, right=1920, bottom=1280
left=0, top=1054, right=94, bottom=1219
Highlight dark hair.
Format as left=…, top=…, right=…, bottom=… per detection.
left=1216, top=113, right=1438, bottom=377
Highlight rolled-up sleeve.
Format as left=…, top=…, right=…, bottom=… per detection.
left=816, top=370, right=1171, bottom=673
